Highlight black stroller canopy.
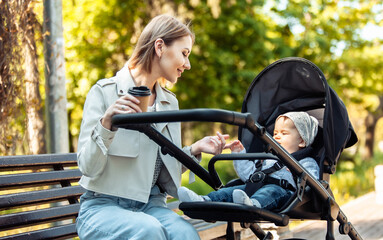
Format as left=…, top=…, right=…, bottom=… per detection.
left=240, top=57, right=358, bottom=171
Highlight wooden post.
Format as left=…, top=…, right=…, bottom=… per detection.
left=43, top=0, right=69, bottom=153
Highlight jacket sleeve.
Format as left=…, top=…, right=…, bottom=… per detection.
left=233, top=149, right=257, bottom=182
left=181, top=146, right=202, bottom=184
left=299, top=157, right=320, bottom=180
left=77, top=85, right=116, bottom=178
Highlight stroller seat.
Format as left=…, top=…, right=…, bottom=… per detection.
left=112, top=57, right=361, bottom=240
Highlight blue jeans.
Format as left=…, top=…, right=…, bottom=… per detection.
left=76, top=186, right=200, bottom=240
left=207, top=184, right=293, bottom=210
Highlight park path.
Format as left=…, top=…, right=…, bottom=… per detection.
left=290, top=191, right=383, bottom=240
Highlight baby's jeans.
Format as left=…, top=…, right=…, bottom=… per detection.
left=250, top=184, right=293, bottom=210
left=207, top=185, right=246, bottom=202
left=76, top=185, right=200, bottom=240
left=207, top=184, right=293, bottom=210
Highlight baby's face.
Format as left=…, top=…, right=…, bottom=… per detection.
left=273, top=117, right=305, bottom=154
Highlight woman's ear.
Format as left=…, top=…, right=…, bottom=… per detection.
left=154, top=38, right=165, bottom=58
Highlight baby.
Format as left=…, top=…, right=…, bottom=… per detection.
left=178, top=112, right=320, bottom=210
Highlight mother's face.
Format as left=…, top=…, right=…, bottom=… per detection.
left=158, top=35, right=193, bottom=84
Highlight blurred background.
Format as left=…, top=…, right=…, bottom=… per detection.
left=1, top=0, right=383, bottom=206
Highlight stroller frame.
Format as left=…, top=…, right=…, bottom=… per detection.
left=112, top=57, right=362, bottom=240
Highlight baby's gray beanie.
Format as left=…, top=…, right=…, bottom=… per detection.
left=279, top=112, right=319, bottom=146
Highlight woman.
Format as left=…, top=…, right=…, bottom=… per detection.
left=76, top=14, right=230, bottom=239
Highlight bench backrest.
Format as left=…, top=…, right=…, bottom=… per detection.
left=0, top=153, right=85, bottom=240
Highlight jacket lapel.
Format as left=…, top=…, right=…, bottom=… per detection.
left=115, top=63, right=135, bottom=96
left=155, top=83, right=172, bottom=134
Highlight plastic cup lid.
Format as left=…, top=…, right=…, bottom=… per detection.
left=128, top=86, right=151, bottom=96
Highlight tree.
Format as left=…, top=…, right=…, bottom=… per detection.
left=0, top=0, right=46, bottom=155
left=163, top=0, right=296, bottom=142
left=63, top=0, right=153, bottom=151
left=336, top=44, right=383, bottom=159
left=275, top=0, right=381, bottom=158
left=22, top=1, right=46, bottom=154
left=62, top=0, right=383, bottom=154
left=0, top=1, right=23, bottom=155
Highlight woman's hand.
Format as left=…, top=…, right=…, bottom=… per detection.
left=190, top=132, right=230, bottom=156
left=101, top=94, right=142, bottom=130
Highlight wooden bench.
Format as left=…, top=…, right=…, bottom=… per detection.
left=0, top=153, right=238, bottom=240
left=0, top=153, right=83, bottom=239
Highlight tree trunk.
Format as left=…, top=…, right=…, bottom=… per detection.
left=22, top=1, right=46, bottom=154
left=0, top=1, right=25, bottom=155
left=364, top=96, right=383, bottom=159
left=364, top=113, right=377, bottom=159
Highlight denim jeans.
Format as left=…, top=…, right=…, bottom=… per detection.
left=76, top=186, right=200, bottom=240
left=207, top=184, right=293, bottom=210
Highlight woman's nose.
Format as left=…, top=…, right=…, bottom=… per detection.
left=184, top=58, right=191, bottom=70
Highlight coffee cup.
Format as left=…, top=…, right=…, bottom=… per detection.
left=128, top=86, right=151, bottom=112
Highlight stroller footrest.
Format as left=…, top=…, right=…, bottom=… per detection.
left=179, top=202, right=289, bottom=227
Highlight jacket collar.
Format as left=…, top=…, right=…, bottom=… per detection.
left=291, top=146, right=314, bottom=161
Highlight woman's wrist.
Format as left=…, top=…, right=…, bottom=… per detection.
left=190, top=143, right=200, bottom=156
left=101, top=118, right=111, bottom=130
left=100, top=117, right=116, bottom=131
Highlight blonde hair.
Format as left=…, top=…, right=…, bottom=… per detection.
left=128, top=15, right=194, bottom=77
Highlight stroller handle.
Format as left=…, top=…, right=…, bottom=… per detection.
left=112, top=108, right=251, bottom=127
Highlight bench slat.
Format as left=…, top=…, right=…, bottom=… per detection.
left=0, top=153, right=77, bottom=168
left=0, top=185, right=85, bottom=208
left=0, top=169, right=82, bottom=187
left=0, top=223, right=77, bottom=240
left=0, top=204, right=80, bottom=231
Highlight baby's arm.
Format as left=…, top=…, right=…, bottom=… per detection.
left=225, top=140, right=257, bottom=182
left=300, top=157, right=320, bottom=180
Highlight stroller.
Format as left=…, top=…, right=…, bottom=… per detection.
left=112, top=57, right=361, bottom=240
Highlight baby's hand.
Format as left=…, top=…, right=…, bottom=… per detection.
left=224, top=140, right=244, bottom=153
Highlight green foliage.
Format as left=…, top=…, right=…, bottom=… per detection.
left=62, top=0, right=383, bottom=147
left=336, top=45, right=383, bottom=106
left=175, top=0, right=293, bottom=112
left=63, top=0, right=151, bottom=147
left=331, top=151, right=383, bottom=205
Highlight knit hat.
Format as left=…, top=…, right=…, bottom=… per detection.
left=278, top=112, right=319, bottom=147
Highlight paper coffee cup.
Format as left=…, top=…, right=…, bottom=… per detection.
left=128, top=86, right=151, bottom=112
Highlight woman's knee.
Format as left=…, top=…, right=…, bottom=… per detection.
left=139, top=217, right=169, bottom=239
left=146, top=205, right=199, bottom=239
left=77, top=205, right=169, bottom=239
left=166, top=215, right=200, bottom=239
left=77, top=215, right=168, bottom=240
